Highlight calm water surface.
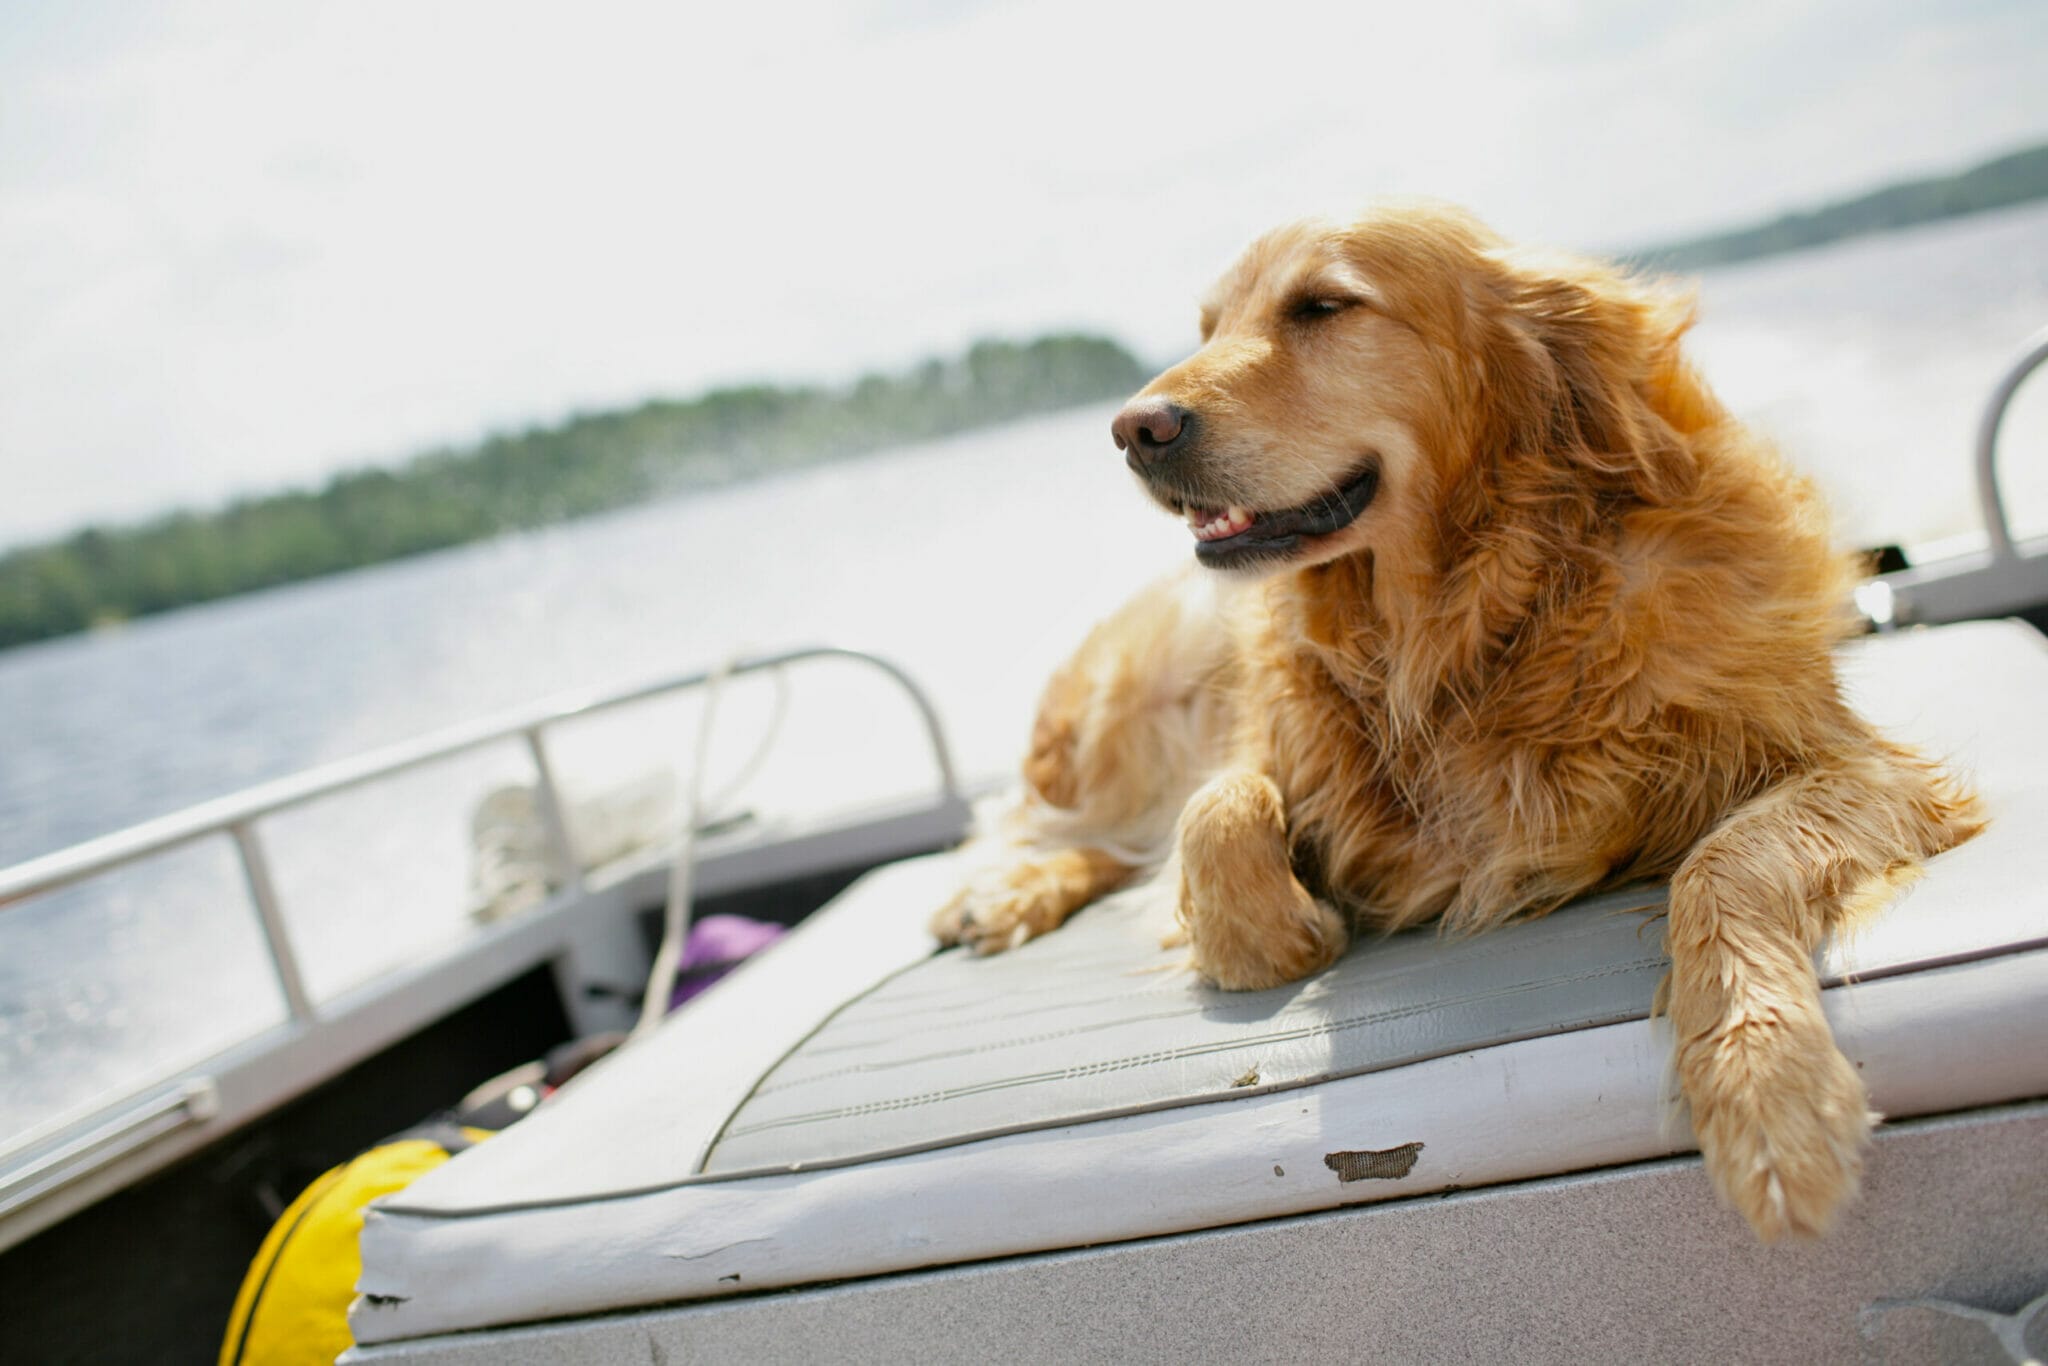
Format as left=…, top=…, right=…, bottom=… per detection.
left=4, top=204, right=2047, bottom=1134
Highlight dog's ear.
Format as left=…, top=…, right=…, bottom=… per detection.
left=1474, top=256, right=1699, bottom=505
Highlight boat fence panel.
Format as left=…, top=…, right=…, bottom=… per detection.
left=0, top=646, right=971, bottom=1253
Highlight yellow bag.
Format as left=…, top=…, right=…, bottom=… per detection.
left=220, top=1126, right=488, bottom=1366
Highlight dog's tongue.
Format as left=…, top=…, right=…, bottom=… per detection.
left=1187, top=506, right=1256, bottom=542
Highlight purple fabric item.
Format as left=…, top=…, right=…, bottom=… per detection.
left=668, top=913, right=787, bottom=1008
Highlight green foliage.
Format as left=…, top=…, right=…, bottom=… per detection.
left=0, top=333, right=1149, bottom=651
left=1625, top=142, right=2048, bottom=272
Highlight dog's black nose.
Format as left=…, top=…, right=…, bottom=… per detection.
left=1111, top=398, right=1193, bottom=469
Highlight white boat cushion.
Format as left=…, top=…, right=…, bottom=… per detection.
left=702, top=879, right=1673, bottom=1174
left=351, top=619, right=2048, bottom=1345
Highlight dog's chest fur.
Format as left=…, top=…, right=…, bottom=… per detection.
left=1239, top=533, right=1838, bottom=936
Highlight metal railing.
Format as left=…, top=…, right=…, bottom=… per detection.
left=1974, top=324, right=2048, bottom=567
left=0, top=645, right=968, bottom=1246
left=0, top=645, right=963, bottom=1032
left=1883, top=324, right=2048, bottom=625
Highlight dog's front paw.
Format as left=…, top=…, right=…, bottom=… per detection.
left=1180, top=866, right=1345, bottom=989
left=1682, top=1019, right=1874, bottom=1242
left=932, top=849, right=1126, bottom=957
left=931, top=877, right=1058, bottom=956
left=929, top=890, right=974, bottom=946
left=1176, top=771, right=1346, bottom=990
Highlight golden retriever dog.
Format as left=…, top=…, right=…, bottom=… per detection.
left=931, top=201, right=1983, bottom=1242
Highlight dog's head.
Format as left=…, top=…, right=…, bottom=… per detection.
left=1113, top=202, right=1701, bottom=576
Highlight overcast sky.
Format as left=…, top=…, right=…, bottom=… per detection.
left=2, top=0, right=2044, bottom=545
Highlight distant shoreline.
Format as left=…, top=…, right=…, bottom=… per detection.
left=0, top=335, right=1147, bottom=653
left=8, top=140, right=2047, bottom=654
left=1622, top=140, right=2048, bottom=272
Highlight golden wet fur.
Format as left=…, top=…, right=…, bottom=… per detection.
left=931, top=203, right=1982, bottom=1242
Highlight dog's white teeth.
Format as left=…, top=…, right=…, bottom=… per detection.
left=1187, top=506, right=1255, bottom=543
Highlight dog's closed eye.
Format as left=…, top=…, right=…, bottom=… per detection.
left=1286, top=295, right=1358, bottom=324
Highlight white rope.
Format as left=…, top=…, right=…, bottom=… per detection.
left=702, top=662, right=790, bottom=819
left=633, top=655, right=740, bottom=1038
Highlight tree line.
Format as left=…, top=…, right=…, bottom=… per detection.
left=0, top=333, right=1149, bottom=652
left=1625, top=140, right=2048, bottom=271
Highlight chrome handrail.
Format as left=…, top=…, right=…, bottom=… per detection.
left=0, top=645, right=964, bottom=1030
left=1880, top=324, right=2048, bottom=626
left=0, top=1079, right=219, bottom=1224
left=1974, top=323, right=2048, bottom=566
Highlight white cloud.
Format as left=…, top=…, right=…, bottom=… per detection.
left=1, top=0, right=2043, bottom=541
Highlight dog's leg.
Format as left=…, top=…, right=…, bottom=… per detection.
left=935, top=565, right=1231, bottom=956
left=1176, top=769, right=1347, bottom=990
left=931, top=846, right=1138, bottom=954
left=1665, top=748, right=1981, bottom=1240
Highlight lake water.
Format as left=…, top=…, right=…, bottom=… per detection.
left=4, top=202, right=2047, bottom=1136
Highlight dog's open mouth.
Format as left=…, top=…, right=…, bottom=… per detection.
left=1183, top=460, right=1380, bottom=567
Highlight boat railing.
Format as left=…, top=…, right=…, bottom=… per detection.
left=1878, top=324, right=2048, bottom=625
left=0, top=645, right=971, bottom=1251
